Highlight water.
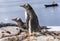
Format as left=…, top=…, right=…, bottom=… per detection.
left=0, top=0, right=60, bottom=26
left=47, top=26, right=60, bottom=31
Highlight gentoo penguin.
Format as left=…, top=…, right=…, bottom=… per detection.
left=12, top=18, right=28, bottom=30
left=20, top=4, right=41, bottom=33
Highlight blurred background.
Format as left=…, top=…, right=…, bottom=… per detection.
left=0, top=0, right=60, bottom=26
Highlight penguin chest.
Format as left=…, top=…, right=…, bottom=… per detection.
left=25, top=11, right=27, bottom=19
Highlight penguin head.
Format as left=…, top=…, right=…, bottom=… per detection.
left=12, top=18, right=22, bottom=22
left=20, top=3, right=32, bottom=10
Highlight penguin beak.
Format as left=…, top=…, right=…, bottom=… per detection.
left=11, top=19, right=15, bottom=21
left=20, top=5, right=24, bottom=7
left=11, top=18, right=16, bottom=21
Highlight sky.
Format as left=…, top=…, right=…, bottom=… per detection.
left=0, top=0, right=60, bottom=26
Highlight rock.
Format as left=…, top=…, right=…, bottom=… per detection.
left=0, top=34, right=60, bottom=41
left=37, top=36, right=47, bottom=41
left=54, top=38, right=59, bottom=41
left=0, top=32, right=3, bottom=38
left=46, top=36, right=54, bottom=41
left=0, top=26, right=60, bottom=41
left=17, top=33, right=27, bottom=41
left=0, top=36, right=17, bottom=41
left=0, top=26, right=20, bottom=38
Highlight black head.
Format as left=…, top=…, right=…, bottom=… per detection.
left=12, top=18, right=24, bottom=26
left=12, top=18, right=22, bottom=22
left=20, top=3, right=32, bottom=10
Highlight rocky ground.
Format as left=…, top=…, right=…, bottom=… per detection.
left=0, top=26, right=60, bottom=41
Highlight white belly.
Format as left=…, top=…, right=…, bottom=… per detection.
left=29, top=19, right=31, bottom=35
left=25, top=11, right=31, bottom=34
left=25, top=11, right=27, bottom=19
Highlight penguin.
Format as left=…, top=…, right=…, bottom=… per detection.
left=20, top=3, right=41, bottom=33
left=12, top=18, right=27, bottom=29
